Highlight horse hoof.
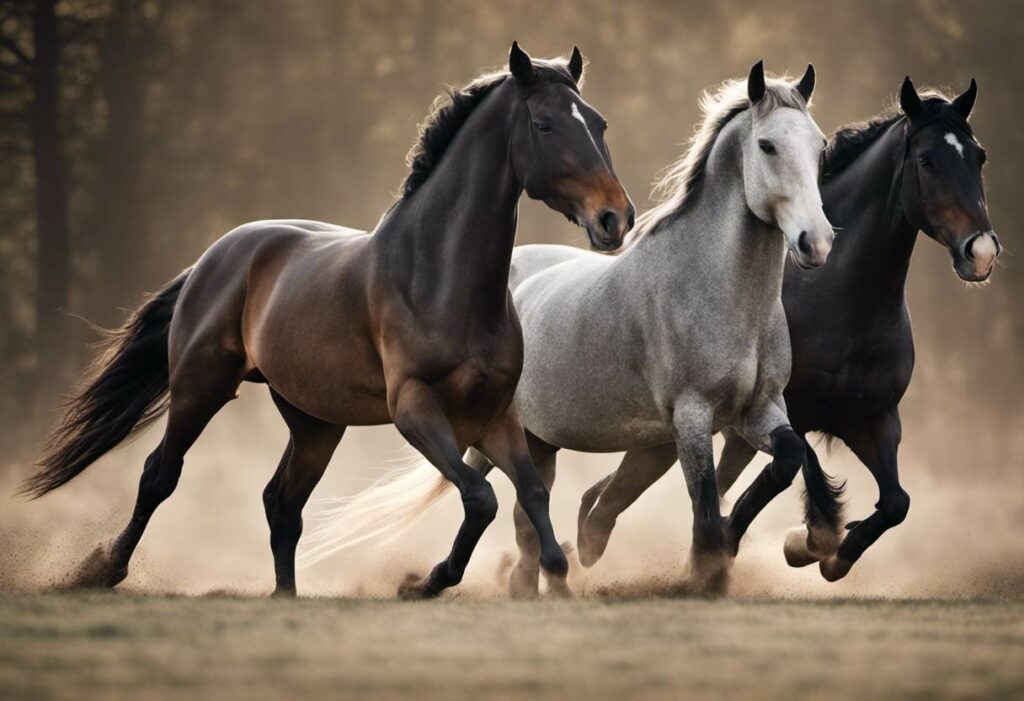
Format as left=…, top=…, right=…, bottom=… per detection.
left=687, top=551, right=732, bottom=596
left=66, top=545, right=125, bottom=589
left=508, top=564, right=540, bottom=599
left=783, top=526, right=820, bottom=567
left=819, top=555, right=854, bottom=582
left=397, top=572, right=432, bottom=600
left=544, top=574, right=575, bottom=600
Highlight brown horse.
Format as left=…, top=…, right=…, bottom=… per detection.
left=24, top=43, right=634, bottom=598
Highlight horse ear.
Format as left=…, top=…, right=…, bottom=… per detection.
left=509, top=41, right=535, bottom=86
left=900, top=76, right=923, bottom=119
left=796, top=63, right=815, bottom=102
left=569, top=46, right=585, bottom=84
left=748, top=60, right=766, bottom=104
left=952, top=78, right=977, bottom=120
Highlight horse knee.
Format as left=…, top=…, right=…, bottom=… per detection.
left=879, top=490, right=910, bottom=527
left=462, top=482, right=498, bottom=525
left=768, top=428, right=805, bottom=487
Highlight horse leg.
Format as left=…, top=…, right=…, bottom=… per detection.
left=391, top=381, right=498, bottom=600
left=716, top=427, right=757, bottom=497
left=819, top=410, right=907, bottom=582
left=576, top=442, right=677, bottom=568
left=671, top=403, right=730, bottom=593
left=783, top=438, right=845, bottom=568
left=263, top=390, right=345, bottom=597
left=725, top=408, right=806, bottom=556
left=476, top=421, right=566, bottom=598
left=69, top=355, right=244, bottom=588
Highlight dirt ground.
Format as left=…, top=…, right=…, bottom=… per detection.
left=0, top=593, right=1021, bottom=701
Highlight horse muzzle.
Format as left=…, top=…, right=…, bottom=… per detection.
left=583, top=201, right=636, bottom=252
left=789, top=228, right=833, bottom=269
left=954, top=231, right=1000, bottom=281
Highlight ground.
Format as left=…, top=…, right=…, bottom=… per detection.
left=0, top=593, right=1022, bottom=700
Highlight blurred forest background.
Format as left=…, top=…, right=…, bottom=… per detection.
left=0, top=0, right=1021, bottom=593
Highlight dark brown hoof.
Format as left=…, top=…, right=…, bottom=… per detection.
left=66, top=544, right=126, bottom=590
left=687, top=550, right=732, bottom=596
left=819, top=555, right=854, bottom=582
left=397, top=572, right=430, bottom=600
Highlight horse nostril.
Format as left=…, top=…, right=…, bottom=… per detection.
left=797, top=231, right=813, bottom=256
left=600, top=210, right=619, bottom=236
left=964, top=234, right=977, bottom=260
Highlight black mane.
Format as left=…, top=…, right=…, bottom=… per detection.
left=401, top=61, right=575, bottom=197
left=822, top=93, right=955, bottom=182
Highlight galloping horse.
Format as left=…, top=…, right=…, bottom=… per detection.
left=25, top=43, right=634, bottom=598
left=307, top=62, right=834, bottom=595
left=578, top=77, right=999, bottom=583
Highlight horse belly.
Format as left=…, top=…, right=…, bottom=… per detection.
left=244, top=251, right=391, bottom=426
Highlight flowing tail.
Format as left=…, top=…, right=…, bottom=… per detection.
left=21, top=269, right=192, bottom=499
left=298, top=448, right=495, bottom=567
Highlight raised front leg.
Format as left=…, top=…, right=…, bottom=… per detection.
left=476, top=421, right=567, bottom=598
left=782, top=438, right=845, bottom=569
left=819, top=409, right=908, bottom=582
left=725, top=400, right=806, bottom=556
left=391, top=381, right=498, bottom=599
left=671, top=402, right=730, bottom=593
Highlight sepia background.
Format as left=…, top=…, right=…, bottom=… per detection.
left=0, top=0, right=1021, bottom=599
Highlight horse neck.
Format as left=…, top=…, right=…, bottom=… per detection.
left=822, top=121, right=918, bottom=307
left=376, top=81, right=521, bottom=319
left=629, top=116, right=787, bottom=323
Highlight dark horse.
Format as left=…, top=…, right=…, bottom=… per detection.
left=24, top=43, right=634, bottom=598
left=578, top=76, right=999, bottom=582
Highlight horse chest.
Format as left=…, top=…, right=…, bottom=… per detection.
left=789, top=332, right=914, bottom=430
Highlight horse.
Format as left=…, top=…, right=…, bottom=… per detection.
left=304, top=62, right=833, bottom=596
left=576, top=76, right=1000, bottom=583
left=23, top=42, right=635, bottom=599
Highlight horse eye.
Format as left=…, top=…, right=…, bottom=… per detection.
left=600, top=119, right=609, bottom=133
left=758, top=139, right=776, bottom=155
left=533, top=119, right=552, bottom=133
left=918, top=155, right=933, bottom=170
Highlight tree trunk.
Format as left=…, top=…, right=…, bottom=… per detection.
left=89, top=0, right=149, bottom=327
left=31, top=0, right=72, bottom=402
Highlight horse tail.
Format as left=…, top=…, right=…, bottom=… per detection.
left=21, top=268, right=192, bottom=499
left=298, top=448, right=495, bottom=567
left=801, top=436, right=846, bottom=530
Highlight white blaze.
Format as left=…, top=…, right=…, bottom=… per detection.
left=945, top=132, right=965, bottom=158
left=570, top=100, right=608, bottom=168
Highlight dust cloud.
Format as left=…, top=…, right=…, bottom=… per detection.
left=2, top=356, right=1021, bottom=600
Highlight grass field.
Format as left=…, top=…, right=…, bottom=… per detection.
left=0, top=593, right=1022, bottom=700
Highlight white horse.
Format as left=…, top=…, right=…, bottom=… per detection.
left=302, top=62, right=834, bottom=595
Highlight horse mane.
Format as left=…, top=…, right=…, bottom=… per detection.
left=822, top=89, right=954, bottom=181
left=630, top=76, right=808, bottom=241
left=400, top=57, right=578, bottom=198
